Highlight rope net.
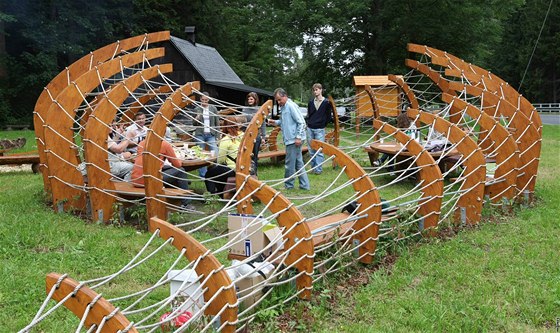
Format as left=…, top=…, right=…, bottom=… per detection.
left=21, top=36, right=540, bottom=332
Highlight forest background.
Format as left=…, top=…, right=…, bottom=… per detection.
left=0, top=0, right=558, bottom=126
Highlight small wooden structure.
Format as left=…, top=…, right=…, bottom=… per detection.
left=353, top=75, right=402, bottom=118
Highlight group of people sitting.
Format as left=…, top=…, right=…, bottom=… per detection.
left=92, top=91, right=259, bottom=206
left=90, top=85, right=336, bottom=208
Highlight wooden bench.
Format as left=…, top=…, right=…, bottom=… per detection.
left=110, top=181, right=192, bottom=203
left=0, top=153, right=40, bottom=173
left=258, top=146, right=309, bottom=162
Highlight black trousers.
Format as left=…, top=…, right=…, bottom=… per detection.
left=205, top=165, right=235, bottom=198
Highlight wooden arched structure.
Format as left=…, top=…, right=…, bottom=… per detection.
left=372, top=120, right=443, bottom=234
left=407, top=109, right=486, bottom=225
left=324, top=96, right=340, bottom=147
left=83, top=65, right=173, bottom=222
left=442, top=91, right=520, bottom=202
left=236, top=100, right=273, bottom=213
left=143, top=82, right=200, bottom=219
left=34, top=31, right=170, bottom=192
left=44, top=49, right=165, bottom=212
left=444, top=72, right=541, bottom=197
left=310, top=140, right=382, bottom=263
left=408, top=43, right=542, bottom=133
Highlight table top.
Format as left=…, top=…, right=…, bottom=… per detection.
left=181, top=156, right=216, bottom=171
left=369, top=141, right=459, bottom=158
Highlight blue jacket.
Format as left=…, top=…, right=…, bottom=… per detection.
left=274, top=98, right=307, bottom=145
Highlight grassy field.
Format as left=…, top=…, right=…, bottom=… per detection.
left=0, top=125, right=558, bottom=331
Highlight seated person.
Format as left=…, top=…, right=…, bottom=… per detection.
left=204, top=117, right=242, bottom=198
left=131, top=139, right=192, bottom=208
left=107, top=122, right=134, bottom=181
left=125, top=111, right=148, bottom=154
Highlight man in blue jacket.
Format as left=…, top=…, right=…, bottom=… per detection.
left=306, top=83, right=332, bottom=174
left=268, top=88, right=310, bottom=190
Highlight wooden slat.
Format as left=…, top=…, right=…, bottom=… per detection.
left=143, top=82, right=200, bottom=219
left=111, top=181, right=191, bottom=198
left=373, top=120, right=443, bottom=235
left=46, top=273, right=136, bottom=332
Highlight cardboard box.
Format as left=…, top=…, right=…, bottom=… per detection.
left=228, top=214, right=283, bottom=257
left=235, top=263, right=275, bottom=308
left=168, top=269, right=205, bottom=313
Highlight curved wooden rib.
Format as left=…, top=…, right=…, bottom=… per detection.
left=149, top=217, right=237, bottom=332
left=143, top=82, right=200, bottom=219
left=44, top=48, right=165, bottom=212
left=372, top=120, right=443, bottom=234
left=408, top=109, right=486, bottom=225
left=235, top=175, right=314, bottom=299
left=46, top=273, right=136, bottom=332
left=120, top=85, right=175, bottom=124
left=236, top=100, right=273, bottom=214
left=407, top=43, right=542, bottom=133
left=445, top=72, right=541, bottom=197
left=310, top=140, right=382, bottom=263
left=84, top=65, right=173, bottom=222
left=388, top=74, right=419, bottom=110
left=442, top=91, right=520, bottom=202
left=363, top=85, right=380, bottom=119
left=325, top=96, right=340, bottom=147
left=34, top=31, right=170, bottom=192
left=404, top=59, right=462, bottom=124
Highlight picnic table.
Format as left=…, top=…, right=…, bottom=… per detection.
left=367, top=141, right=460, bottom=174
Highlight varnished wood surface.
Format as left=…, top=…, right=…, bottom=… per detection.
left=46, top=273, right=136, bottom=332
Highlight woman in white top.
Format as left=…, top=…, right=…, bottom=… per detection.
left=193, top=92, right=219, bottom=177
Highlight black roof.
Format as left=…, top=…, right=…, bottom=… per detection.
left=170, top=36, right=273, bottom=97
left=206, top=80, right=273, bottom=97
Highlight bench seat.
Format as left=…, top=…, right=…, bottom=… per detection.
left=0, top=153, right=40, bottom=173
left=111, top=181, right=192, bottom=199
left=258, top=146, right=309, bottom=161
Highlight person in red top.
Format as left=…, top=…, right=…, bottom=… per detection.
left=131, top=139, right=191, bottom=208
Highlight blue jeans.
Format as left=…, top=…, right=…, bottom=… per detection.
left=195, top=133, right=218, bottom=177
left=307, top=127, right=326, bottom=173
left=285, top=143, right=310, bottom=190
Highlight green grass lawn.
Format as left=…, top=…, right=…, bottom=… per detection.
left=0, top=125, right=558, bottom=331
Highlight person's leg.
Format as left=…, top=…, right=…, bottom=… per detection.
left=204, top=165, right=220, bottom=194
left=207, top=134, right=218, bottom=155
left=251, top=136, right=261, bottom=176
left=162, top=167, right=190, bottom=206
left=314, top=128, right=325, bottom=173
left=295, top=146, right=310, bottom=190
left=284, top=144, right=296, bottom=189
left=196, top=134, right=209, bottom=177
left=110, top=161, right=133, bottom=181
left=214, top=167, right=236, bottom=197
left=307, top=127, right=317, bottom=170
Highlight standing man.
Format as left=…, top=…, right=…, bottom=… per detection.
left=268, top=88, right=310, bottom=190
left=306, top=83, right=332, bottom=175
